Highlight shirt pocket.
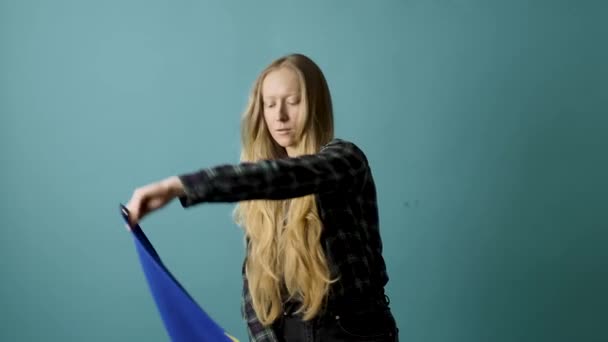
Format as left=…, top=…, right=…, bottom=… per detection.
left=332, top=309, right=397, bottom=341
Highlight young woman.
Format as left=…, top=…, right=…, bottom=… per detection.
left=126, top=53, right=399, bottom=342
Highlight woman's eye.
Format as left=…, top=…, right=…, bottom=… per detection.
left=265, top=103, right=275, bottom=108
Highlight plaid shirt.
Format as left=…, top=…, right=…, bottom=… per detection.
left=178, top=138, right=389, bottom=342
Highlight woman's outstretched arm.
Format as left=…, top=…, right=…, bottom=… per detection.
left=125, top=139, right=369, bottom=225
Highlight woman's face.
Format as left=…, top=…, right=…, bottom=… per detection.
left=261, top=67, right=302, bottom=154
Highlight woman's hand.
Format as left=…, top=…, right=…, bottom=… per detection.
left=125, top=176, right=185, bottom=228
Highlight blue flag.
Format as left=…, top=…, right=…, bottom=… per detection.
left=120, top=204, right=239, bottom=342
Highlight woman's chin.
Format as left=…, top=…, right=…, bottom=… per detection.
left=275, top=137, right=295, bottom=147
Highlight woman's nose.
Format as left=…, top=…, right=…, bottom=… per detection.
left=277, top=103, right=289, bottom=121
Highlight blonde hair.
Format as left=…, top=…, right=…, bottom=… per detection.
left=233, top=54, right=336, bottom=325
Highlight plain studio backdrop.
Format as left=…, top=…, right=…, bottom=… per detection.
left=1, top=1, right=606, bottom=341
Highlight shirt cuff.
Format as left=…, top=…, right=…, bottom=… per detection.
left=177, top=170, right=212, bottom=208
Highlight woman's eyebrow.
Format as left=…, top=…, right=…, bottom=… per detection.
left=263, top=93, right=299, bottom=99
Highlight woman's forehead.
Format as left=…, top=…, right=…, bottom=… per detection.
left=262, top=68, right=301, bottom=98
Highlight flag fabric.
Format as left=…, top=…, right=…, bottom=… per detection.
left=120, top=204, right=239, bottom=342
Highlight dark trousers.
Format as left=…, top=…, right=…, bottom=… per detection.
left=272, top=298, right=399, bottom=342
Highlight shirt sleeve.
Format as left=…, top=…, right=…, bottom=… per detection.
left=177, top=138, right=369, bottom=207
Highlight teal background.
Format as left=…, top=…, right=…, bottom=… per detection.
left=1, top=0, right=607, bottom=341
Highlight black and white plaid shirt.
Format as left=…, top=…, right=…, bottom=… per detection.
left=178, top=138, right=389, bottom=342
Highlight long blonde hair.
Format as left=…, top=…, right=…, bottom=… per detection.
left=233, top=54, right=336, bottom=325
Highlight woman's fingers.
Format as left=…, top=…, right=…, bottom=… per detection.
left=125, top=180, right=175, bottom=228
left=126, top=188, right=147, bottom=227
